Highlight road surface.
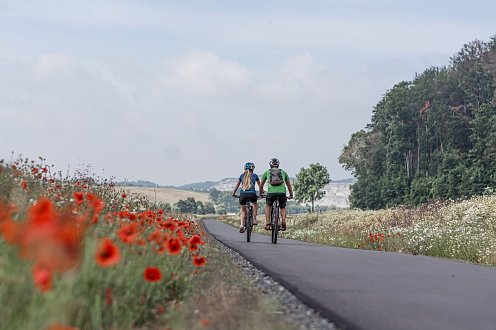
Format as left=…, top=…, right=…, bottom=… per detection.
left=203, top=219, right=496, bottom=330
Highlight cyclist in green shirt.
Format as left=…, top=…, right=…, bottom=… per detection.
left=259, top=158, right=293, bottom=231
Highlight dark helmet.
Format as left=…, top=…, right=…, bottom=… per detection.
left=244, top=162, right=255, bottom=170
left=269, top=158, right=280, bottom=167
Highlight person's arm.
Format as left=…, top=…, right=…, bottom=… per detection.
left=259, top=172, right=266, bottom=197
left=285, top=171, right=294, bottom=199
left=232, top=180, right=241, bottom=197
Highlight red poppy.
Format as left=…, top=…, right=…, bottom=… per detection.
left=156, top=304, right=166, bottom=315
left=21, top=180, right=28, bottom=190
left=144, top=267, right=162, bottom=282
left=161, top=219, right=176, bottom=231
left=46, top=324, right=79, bottom=330
left=73, top=192, right=84, bottom=206
left=199, top=319, right=212, bottom=327
left=193, top=255, right=206, bottom=267
left=95, top=238, right=120, bottom=267
left=166, top=237, right=182, bottom=255
left=28, top=197, right=56, bottom=226
left=33, top=264, right=52, bottom=292
left=117, top=223, right=138, bottom=243
left=87, top=193, right=104, bottom=213
left=122, top=193, right=127, bottom=199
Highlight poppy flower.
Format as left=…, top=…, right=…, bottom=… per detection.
left=21, top=180, right=28, bottom=190
left=166, top=237, right=182, bottom=255
left=33, top=264, right=52, bottom=292
left=95, top=238, right=120, bottom=267
left=156, top=304, right=166, bottom=315
left=73, top=192, right=84, bottom=206
left=122, top=193, right=127, bottom=199
left=28, top=197, right=56, bottom=225
left=87, top=193, right=104, bottom=213
left=193, top=255, right=206, bottom=267
left=144, top=267, right=162, bottom=282
left=46, top=324, right=79, bottom=330
left=117, top=223, right=138, bottom=243
left=199, top=319, right=212, bottom=327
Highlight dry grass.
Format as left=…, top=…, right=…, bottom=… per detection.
left=123, top=186, right=210, bottom=204
left=168, top=234, right=295, bottom=330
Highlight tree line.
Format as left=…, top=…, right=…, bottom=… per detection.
left=339, top=36, right=496, bottom=209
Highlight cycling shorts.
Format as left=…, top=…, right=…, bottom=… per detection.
left=266, top=193, right=287, bottom=208
left=239, top=193, right=258, bottom=205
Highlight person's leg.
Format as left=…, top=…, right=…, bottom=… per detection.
left=240, top=205, right=246, bottom=228
left=252, top=202, right=258, bottom=225
left=265, top=204, right=270, bottom=228
left=279, top=195, right=288, bottom=230
left=239, top=204, right=246, bottom=233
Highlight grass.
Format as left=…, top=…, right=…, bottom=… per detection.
left=0, top=157, right=295, bottom=330
left=221, top=196, right=496, bottom=266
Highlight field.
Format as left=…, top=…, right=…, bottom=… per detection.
left=0, top=159, right=292, bottom=330
left=123, top=186, right=210, bottom=204
left=222, top=194, right=496, bottom=266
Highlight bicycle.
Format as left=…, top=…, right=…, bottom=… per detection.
left=234, top=195, right=254, bottom=242
left=263, top=195, right=289, bottom=244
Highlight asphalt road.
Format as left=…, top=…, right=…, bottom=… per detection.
left=203, top=219, right=496, bottom=330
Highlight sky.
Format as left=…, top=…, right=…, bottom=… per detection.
left=1, top=0, right=495, bottom=185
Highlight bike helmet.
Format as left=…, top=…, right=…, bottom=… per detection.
left=244, top=162, right=255, bottom=170
left=269, top=158, right=280, bottom=167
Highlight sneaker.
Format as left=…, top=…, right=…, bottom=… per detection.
left=253, top=218, right=258, bottom=225
left=239, top=226, right=245, bottom=233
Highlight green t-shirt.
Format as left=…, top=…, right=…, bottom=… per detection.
left=261, top=168, right=289, bottom=194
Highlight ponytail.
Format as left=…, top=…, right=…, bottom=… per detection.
left=241, top=170, right=252, bottom=190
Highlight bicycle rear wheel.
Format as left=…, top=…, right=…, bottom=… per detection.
left=271, top=203, right=279, bottom=244
left=246, top=204, right=252, bottom=242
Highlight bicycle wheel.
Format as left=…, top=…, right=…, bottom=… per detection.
left=246, top=204, right=252, bottom=242
left=271, top=202, right=279, bottom=244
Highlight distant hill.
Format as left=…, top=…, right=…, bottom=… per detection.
left=116, top=180, right=161, bottom=188
left=117, top=177, right=355, bottom=208
left=176, top=177, right=355, bottom=208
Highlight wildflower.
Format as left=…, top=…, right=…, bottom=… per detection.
left=95, top=238, right=120, bottom=267
left=87, top=193, right=104, bottom=213
left=166, top=237, right=182, bottom=255
left=144, top=267, right=162, bottom=282
left=21, top=180, right=28, bottom=190
left=28, top=197, right=56, bottom=225
left=156, top=304, right=166, bottom=315
left=193, top=255, right=206, bottom=267
left=117, top=223, right=139, bottom=243
left=122, top=193, right=127, bottom=199
left=73, top=192, right=84, bottom=206
left=46, top=324, right=79, bottom=330
left=32, top=264, right=52, bottom=292
left=199, top=319, right=212, bottom=327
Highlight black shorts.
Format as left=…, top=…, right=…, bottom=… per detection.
left=239, top=193, right=258, bottom=205
left=266, top=193, right=287, bottom=209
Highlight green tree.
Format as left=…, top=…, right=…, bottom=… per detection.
left=294, top=163, right=330, bottom=212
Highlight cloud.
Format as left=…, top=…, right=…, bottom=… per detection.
left=1, top=51, right=364, bottom=184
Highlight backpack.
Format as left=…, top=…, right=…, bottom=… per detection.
left=269, top=168, right=284, bottom=186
